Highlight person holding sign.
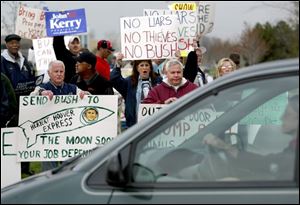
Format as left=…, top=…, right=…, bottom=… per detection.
left=110, top=54, right=162, bottom=128
left=53, top=35, right=82, bottom=83
left=71, top=51, right=114, bottom=95
left=143, top=59, right=197, bottom=104
left=30, top=60, right=89, bottom=171
left=30, top=60, right=90, bottom=100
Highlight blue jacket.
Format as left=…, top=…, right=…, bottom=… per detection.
left=1, top=50, right=36, bottom=97
left=38, top=81, right=77, bottom=95
left=110, top=66, right=162, bottom=128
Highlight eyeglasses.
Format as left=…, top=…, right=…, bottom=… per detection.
left=220, top=65, right=233, bottom=69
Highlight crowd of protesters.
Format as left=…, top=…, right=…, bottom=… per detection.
left=1, top=33, right=240, bottom=175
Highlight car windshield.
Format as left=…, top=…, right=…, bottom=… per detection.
left=132, top=75, right=298, bottom=183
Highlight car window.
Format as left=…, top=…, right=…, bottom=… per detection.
left=132, top=75, right=298, bottom=183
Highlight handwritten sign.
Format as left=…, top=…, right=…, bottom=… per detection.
left=197, top=1, right=215, bottom=35
left=15, top=5, right=46, bottom=39
left=33, top=37, right=56, bottom=83
left=17, top=95, right=118, bottom=161
left=138, top=104, right=166, bottom=122
left=138, top=104, right=220, bottom=148
left=120, top=15, right=178, bottom=60
left=1, top=128, right=21, bottom=188
left=144, top=9, right=198, bottom=53
left=45, top=9, right=87, bottom=36
left=168, top=2, right=197, bottom=11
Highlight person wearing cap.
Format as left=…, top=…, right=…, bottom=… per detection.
left=53, top=35, right=82, bottom=83
left=95, top=40, right=115, bottom=80
left=1, top=34, right=36, bottom=176
left=1, top=34, right=36, bottom=96
left=70, top=51, right=114, bottom=95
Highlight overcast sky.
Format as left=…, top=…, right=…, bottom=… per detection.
left=43, top=1, right=291, bottom=41
left=3, top=1, right=291, bottom=41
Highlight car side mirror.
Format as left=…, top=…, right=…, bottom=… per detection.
left=106, top=153, right=128, bottom=187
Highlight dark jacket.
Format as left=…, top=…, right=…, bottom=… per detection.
left=143, top=80, right=198, bottom=104
left=70, top=73, right=114, bottom=95
left=1, top=50, right=36, bottom=97
left=53, top=36, right=76, bottom=83
left=1, top=73, right=18, bottom=127
left=184, top=51, right=207, bottom=85
left=37, top=81, right=77, bottom=95
left=110, top=66, right=162, bottom=127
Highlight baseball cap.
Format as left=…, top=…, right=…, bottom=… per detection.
left=69, top=36, right=80, bottom=44
left=75, top=51, right=97, bottom=68
left=5, top=34, right=21, bottom=42
left=97, top=40, right=115, bottom=51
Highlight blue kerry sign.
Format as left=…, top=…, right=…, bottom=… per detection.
left=45, top=9, right=87, bottom=36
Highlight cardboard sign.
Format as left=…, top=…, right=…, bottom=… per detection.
left=17, top=95, right=118, bottom=161
left=144, top=9, right=197, bottom=53
left=45, top=9, right=87, bottom=36
left=15, top=5, right=46, bottom=39
left=197, top=1, right=215, bottom=35
left=1, top=128, right=21, bottom=188
left=32, top=37, right=56, bottom=83
left=120, top=15, right=178, bottom=60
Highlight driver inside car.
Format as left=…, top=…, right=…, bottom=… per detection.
left=202, top=95, right=299, bottom=180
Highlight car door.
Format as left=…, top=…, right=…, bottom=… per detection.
left=109, top=72, right=299, bottom=203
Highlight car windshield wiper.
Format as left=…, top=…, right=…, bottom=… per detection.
left=51, top=154, right=82, bottom=174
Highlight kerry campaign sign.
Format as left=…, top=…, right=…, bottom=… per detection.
left=17, top=95, right=118, bottom=161
left=45, top=9, right=87, bottom=36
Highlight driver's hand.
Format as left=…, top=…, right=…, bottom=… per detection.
left=203, top=134, right=239, bottom=157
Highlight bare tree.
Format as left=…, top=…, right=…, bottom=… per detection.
left=238, top=23, right=268, bottom=65
left=1, top=1, right=47, bottom=35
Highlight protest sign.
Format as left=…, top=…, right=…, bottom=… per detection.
left=138, top=104, right=166, bottom=122
left=1, top=128, right=21, bottom=188
left=45, top=9, right=87, bottom=36
left=138, top=104, right=220, bottom=148
left=15, top=5, right=46, bottom=39
left=120, top=15, right=178, bottom=60
left=197, top=1, right=216, bottom=36
left=33, top=37, right=56, bottom=82
left=144, top=9, right=197, bottom=53
left=14, top=74, right=44, bottom=97
left=17, top=95, right=118, bottom=161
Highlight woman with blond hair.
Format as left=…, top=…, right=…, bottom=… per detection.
left=216, top=58, right=237, bottom=78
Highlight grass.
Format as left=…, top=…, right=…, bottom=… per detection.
left=21, top=162, right=42, bottom=179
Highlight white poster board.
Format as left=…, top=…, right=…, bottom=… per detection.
left=120, top=15, right=178, bottom=60
left=197, top=1, right=215, bottom=35
left=138, top=104, right=223, bottom=148
left=1, top=128, right=22, bottom=188
left=32, top=37, right=56, bottom=83
left=144, top=9, right=197, bottom=52
left=15, top=5, right=46, bottom=39
left=17, top=95, right=118, bottom=161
